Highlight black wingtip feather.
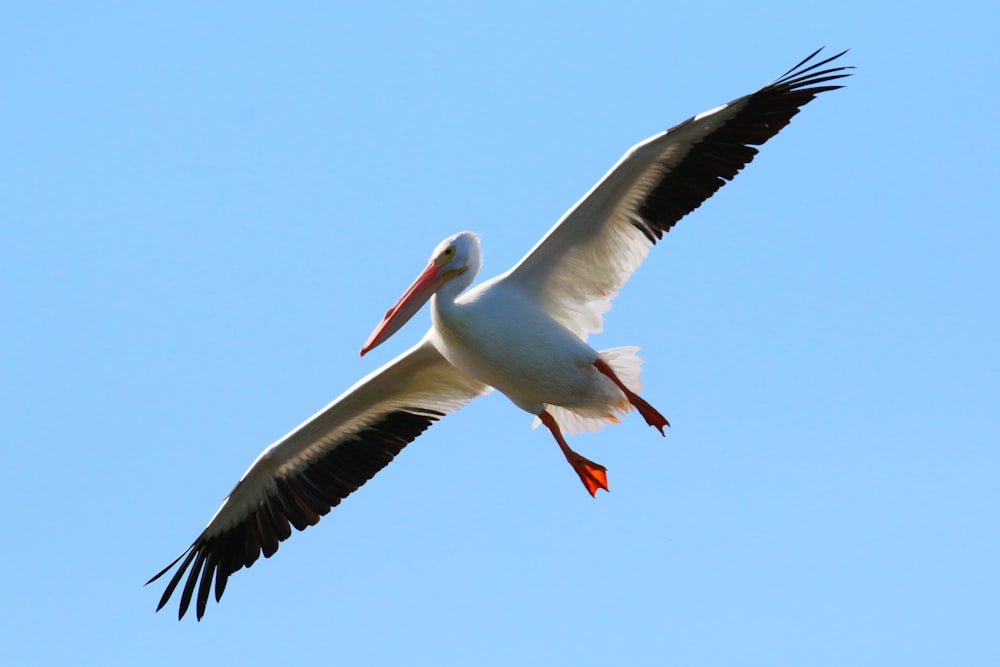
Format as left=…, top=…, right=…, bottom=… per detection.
left=146, top=545, right=191, bottom=586
left=152, top=547, right=196, bottom=612
left=196, top=554, right=217, bottom=621
left=214, top=566, right=229, bottom=603
left=177, top=549, right=207, bottom=620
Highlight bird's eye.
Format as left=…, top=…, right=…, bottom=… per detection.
left=443, top=246, right=455, bottom=258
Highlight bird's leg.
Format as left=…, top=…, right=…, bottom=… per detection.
left=593, top=358, right=670, bottom=435
left=538, top=410, right=608, bottom=496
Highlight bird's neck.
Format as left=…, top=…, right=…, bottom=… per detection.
left=431, top=282, right=459, bottom=318
left=431, top=272, right=473, bottom=332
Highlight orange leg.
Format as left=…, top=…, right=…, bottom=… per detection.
left=594, top=358, right=670, bottom=435
left=538, top=410, right=609, bottom=496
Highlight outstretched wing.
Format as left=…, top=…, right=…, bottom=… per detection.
left=498, top=49, right=851, bottom=339
left=148, top=338, right=490, bottom=620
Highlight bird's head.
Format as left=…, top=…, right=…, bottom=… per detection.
left=360, top=231, right=480, bottom=356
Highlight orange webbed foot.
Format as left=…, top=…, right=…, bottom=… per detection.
left=566, top=451, right=609, bottom=497
left=538, top=409, right=610, bottom=496
left=629, top=393, right=670, bottom=435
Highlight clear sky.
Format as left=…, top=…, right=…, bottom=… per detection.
left=3, top=2, right=997, bottom=665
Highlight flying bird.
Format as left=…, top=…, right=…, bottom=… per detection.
left=149, top=49, right=851, bottom=620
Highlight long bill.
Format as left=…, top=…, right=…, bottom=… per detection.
left=360, top=259, right=448, bottom=357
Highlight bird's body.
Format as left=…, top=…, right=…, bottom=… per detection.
left=430, top=265, right=619, bottom=419
left=149, top=49, right=853, bottom=620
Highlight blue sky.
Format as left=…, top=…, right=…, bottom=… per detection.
left=3, top=2, right=998, bottom=665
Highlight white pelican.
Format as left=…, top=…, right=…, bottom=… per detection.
left=149, top=49, right=851, bottom=620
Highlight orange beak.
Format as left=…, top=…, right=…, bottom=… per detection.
left=360, top=259, right=447, bottom=357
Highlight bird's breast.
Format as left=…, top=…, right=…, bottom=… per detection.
left=430, top=286, right=603, bottom=413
